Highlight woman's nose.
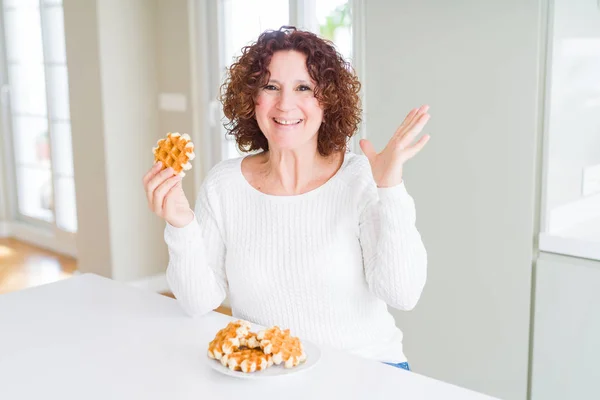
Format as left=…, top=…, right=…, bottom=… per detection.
left=276, top=89, right=296, bottom=112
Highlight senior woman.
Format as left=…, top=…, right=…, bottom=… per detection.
left=143, top=27, right=430, bottom=370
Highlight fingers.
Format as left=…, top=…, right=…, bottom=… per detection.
left=142, top=161, right=163, bottom=186
left=404, top=134, right=431, bottom=160
left=394, top=104, right=429, bottom=136
left=152, top=174, right=182, bottom=215
left=145, top=165, right=176, bottom=207
left=408, top=113, right=430, bottom=138
left=397, top=110, right=430, bottom=149
left=395, top=108, right=419, bottom=134
left=403, top=105, right=429, bottom=133
left=162, top=176, right=184, bottom=212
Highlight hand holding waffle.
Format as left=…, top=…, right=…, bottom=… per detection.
left=142, top=132, right=195, bottom=228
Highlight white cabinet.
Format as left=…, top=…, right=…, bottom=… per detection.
left=531, top=252, right=600, bottom=400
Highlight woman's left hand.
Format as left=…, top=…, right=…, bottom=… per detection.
left=359, top=105, right=431, bottom=188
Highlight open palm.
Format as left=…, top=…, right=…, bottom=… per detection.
left=359, top=105, right=431, bottom=187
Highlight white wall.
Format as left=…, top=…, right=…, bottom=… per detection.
left=531, top=252, right=600, bottom=400
left=155, top=0, right=196, bottom=199
left=63, top=0, right=113, bottom=277
left=96, top=0, right=165, bottom=282
left=63, top=0, right=196, bottom=282
left=545, top=0, right=600, bottom=211
left=363, top=1, right=543, bottom=399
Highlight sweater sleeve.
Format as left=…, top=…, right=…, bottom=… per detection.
left=359, top=181, right=427, bottom=310
left=164, top=182, right=228, bottom=317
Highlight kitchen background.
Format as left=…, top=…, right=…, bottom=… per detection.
left=0, top=1, right=598, bottom=399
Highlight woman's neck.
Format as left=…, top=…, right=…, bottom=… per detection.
left=258, top=147, right=343, bottom=195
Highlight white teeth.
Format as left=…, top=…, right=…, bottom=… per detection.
left=274, top=118, right=302, bottom=125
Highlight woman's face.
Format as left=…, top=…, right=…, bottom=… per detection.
left=254, top=50, right=324, bottom=152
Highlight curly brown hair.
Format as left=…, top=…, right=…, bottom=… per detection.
left=220, top=26, right=362, bottom=156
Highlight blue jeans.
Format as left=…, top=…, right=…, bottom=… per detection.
left=384, top=362, right=410, bottom=371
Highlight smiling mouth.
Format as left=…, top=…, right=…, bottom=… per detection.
left=273, top=118, right=303, bottom=126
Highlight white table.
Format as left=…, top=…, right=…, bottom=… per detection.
left=0, top=274, right=497, bottom=399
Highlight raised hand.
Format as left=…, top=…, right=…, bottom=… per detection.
left=359, top=105, right=431, bottom=187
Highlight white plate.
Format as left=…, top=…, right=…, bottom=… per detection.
left=207, top=340, right=321, bottom=379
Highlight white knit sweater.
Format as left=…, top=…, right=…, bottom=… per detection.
left=164, top=151, right=427, bottom=363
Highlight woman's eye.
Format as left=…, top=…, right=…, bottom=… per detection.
left=297, top=85, right=312, bottom=92
left=264, top=85, right=278, bottom=91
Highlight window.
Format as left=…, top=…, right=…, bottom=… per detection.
left=316, top=0, right=351, bottom=59
left=0, top=0, right=77, bottom=233
left=218, top=0, right=291, bottom=160
left=205, top=0, right=355, bottom=164
left=538, top=0, right=600, bottom=261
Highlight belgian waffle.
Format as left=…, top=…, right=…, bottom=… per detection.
left=220, top=348, right=274, bottom=373
left=257, top=326, right=307, bottom=368
left=207, top=321, right=307, bottom=373
left=152, top=132, right=195, bottom=177
left=207, top=320, right=251, bottom=360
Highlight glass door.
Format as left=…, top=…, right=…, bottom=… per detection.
left=0, top=0, right=77, bottom=237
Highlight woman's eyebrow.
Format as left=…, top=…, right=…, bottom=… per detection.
left=268, top=79, right=312, bottom=85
